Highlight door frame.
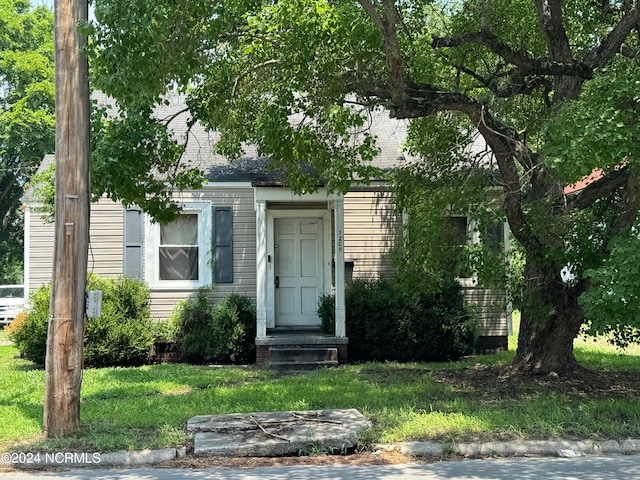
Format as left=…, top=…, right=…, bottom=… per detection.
left=254, top=187, right=345, bottom=339
left=266, top=209, right=331, bottom=329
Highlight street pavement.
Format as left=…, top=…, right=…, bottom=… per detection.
left=2, top=454, right=640, bottom=480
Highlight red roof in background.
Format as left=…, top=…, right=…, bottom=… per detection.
left=563, top=169, right=605, bottom=194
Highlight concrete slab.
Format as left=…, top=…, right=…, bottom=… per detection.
left=188, top=409, right=371, bottom=457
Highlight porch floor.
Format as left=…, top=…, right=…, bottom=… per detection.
left=256, top=327, right=348, bottom=346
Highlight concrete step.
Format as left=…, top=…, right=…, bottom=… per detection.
left=269, top=347, right=338, bottom=370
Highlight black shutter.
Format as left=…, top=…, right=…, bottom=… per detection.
left=213, top=207, right=233, bottom=283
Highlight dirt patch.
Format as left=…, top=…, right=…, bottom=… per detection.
left=431, top=364, right=640, bottom=400
left=163, top=449, right=425, bottom=469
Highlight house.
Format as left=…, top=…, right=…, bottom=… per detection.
left=23, top=95, right=510, bottom=366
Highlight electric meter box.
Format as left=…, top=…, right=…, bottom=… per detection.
left=85, top=290, right=103, bottom=318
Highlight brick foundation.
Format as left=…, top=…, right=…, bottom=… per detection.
left=256, top=345, right=270, bottom=366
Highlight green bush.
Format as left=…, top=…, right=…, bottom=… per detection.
left=10, top=285, right=50, bottom=365
left=175, top=288, right=215, bottom=363
left=318, top=278, right=477, bottom=362
left=83, top=276, right=155, bottom=367
left=11, top=276, right=155, bottom=367
left=174, top=288, right=257, bottom=364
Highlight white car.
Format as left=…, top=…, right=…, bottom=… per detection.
left=0, top=285, right=25, bottom=325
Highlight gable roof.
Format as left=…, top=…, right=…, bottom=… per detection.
left=148, top=94, right=413, bottom=185
left=29, top=93, right=497, bottom=194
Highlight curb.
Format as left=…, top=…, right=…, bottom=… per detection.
left=13, top=439, right=640, bottom=469
left=13, top=447, right=187, bottom=469
left=98, top=446, right=187, bottom=467
left=378, top=439, right=640, bottom=458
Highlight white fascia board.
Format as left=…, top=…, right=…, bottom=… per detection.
left=254, top=187, right=341, bottom=203
left=201, top=181, right=254, bottom=189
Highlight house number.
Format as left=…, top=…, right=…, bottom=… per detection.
left=338, top=230, right=343, bottom=253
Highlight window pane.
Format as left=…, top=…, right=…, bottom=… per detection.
left=446, top=216, right=471, bottom=278
left=487, top=222, right=504, bottom=252
left=159, top=247, right=199, bottom=280
left=160, top=214, right=198, bottom=245
left=447, top=216, right=467, bottom=245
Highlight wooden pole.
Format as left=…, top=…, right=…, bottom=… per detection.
left=44, top=0, right=90, bottom=437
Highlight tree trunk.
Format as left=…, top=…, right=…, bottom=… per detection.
left=511, top=256, right=585, bottom=376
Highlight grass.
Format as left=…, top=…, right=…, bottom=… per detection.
left=1, top=320, right=639, bottom=454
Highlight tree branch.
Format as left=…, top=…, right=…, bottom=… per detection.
left=614, top=168, right=640, bottom=230
left=356, top=0, right=384, bottom=31
left=584, top=6, right=640, bottom=68
left=434, top=30, right=593, bottom=81
left=534, top=0, right=573, bottom=62
left=433, top=30, right=592, bottom=79
left=563, top=166, right=630, bottom=211
left=456, top=64, right=554, bottom=98
left=357, top=0, right=407, bottom=112
left=231, top=59, right=281, bottom=96
left=534, top=0, right=584, bottom=101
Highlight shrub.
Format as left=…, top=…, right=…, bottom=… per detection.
left=10, top=285, right=50, bottom=364
left=83, top=276, right=155, bottom=367
left=174, top=288, right=256, bottom=364
left=154, top=310, right=182, bottom=343
left=5, top=311, right=27, bottom=340
left=11, top=276, right=155, bottom=367
left=318, top=294, right=335, bottom=335
left=175, top=288, right=215, bottom=363
left=211, top=293, right=256, bottom=364
left=317, top=278, right=477, bottom=362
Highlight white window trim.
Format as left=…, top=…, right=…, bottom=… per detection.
left=144, top=202, right=212, bottom=290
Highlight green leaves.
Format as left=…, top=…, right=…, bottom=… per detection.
left=91, top=106, right=204, bottom=223
left=0, top=0, right=55, bottom=282
left=580, top=229, right=640, bottom=348
left=90, top=0, right=386, bottom=195
left=543, top=59, right=640, bottom=184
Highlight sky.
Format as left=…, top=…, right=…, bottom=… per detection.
left=36, top=0, right=96, bottom=20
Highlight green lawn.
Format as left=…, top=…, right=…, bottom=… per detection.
left=1, top=323, right=639, bottom=453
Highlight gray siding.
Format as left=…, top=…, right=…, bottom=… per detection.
left=462, top=287, right=509, bottom=337
left=27, top=198, right=125, bottom=292
left=343, top=189, right=401, bottom=279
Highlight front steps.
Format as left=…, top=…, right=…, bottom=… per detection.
left=255, top=329, right=348, bottom=369
left=268, top=346, right=338, bottom=370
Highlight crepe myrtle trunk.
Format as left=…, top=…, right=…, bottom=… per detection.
left=512, top=256, right=585, bottom=376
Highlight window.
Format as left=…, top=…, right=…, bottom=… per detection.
left=124, top=208, right=143, bottom=278
left=446, top=216, right=472, bottom=279
left=145, top=203, right=212, bottom=288
left=159, top=214, right=199, bottom=280
left=486, top=221, right=505, bottom=253
left=213, top=207, right=233, bottom=283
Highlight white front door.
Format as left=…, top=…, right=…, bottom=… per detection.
left=274, top=217, right=323, bottom=327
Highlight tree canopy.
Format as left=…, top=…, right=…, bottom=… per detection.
left=88, top=0, right=640, bottom=375
left=0, top=0, right=54, bottom=283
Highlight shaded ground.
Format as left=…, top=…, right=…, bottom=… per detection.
left=432, top=364, right=640, bottom=400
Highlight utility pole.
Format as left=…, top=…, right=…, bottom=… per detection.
left=44, top=0, right=90, bottom=437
